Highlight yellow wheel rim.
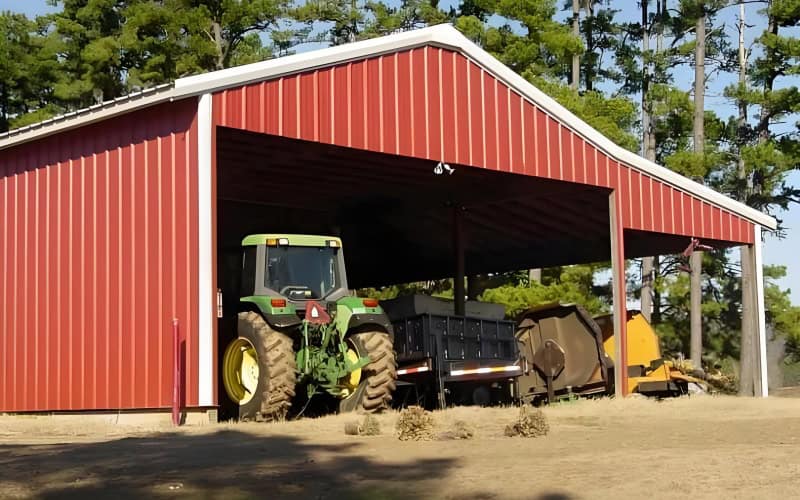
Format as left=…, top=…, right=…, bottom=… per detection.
left=223, top=338, right=259, bottom=405
left=339, top=348, right=363, bottom=398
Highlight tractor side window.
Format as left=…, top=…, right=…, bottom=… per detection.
left=241, top=246, right=256, bottom=296
left=265, top=246, right=339, bottom=300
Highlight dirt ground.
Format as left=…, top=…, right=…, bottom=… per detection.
left=2, top=396, right=799, bottom=500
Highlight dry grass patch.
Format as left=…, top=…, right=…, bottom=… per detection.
left=395, top=406, right=435, bottom=441
left=437, top=420, right=475, bottom=440
left=504, top=406, right=549, bottom=438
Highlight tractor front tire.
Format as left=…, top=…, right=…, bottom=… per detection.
left=340, top=331, right=397, bottom=413
left=227, top=312, right=297, bottom=421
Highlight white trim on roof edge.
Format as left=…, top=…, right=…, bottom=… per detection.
left=0, top=24, right=775, bottom=230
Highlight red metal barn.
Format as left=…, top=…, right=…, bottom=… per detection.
left=0, top=25, right=775, bottom=415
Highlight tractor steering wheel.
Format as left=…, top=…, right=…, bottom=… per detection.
left=279, top=285, right=314, bottom=299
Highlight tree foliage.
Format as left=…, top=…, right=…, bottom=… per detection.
left=481, top=265, right=609, bottom=318
left=0, top=13, right=60, bottom=130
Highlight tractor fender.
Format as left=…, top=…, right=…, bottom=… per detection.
left=346, top=313, right=394, bottom=340
left=335, top=298, right=394, bottom=340
left=239, top=297, right=302, bottom=329
left=263, top=313, right=303, bottom=329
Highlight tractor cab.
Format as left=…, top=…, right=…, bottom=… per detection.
left=239, top=234, right=350, bottom=319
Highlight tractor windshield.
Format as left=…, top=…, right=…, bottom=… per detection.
left=265, top=246, right=341, bottom=300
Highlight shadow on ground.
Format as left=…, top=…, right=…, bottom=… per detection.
left=0, top=429, right=477, bottom=499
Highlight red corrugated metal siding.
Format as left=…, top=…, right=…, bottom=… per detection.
left=212, top=46, right=754, bottom=245
left=0, top=99, right=199, bottom=412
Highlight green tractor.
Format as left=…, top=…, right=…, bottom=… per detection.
left=221, top=234, right=397, bottom=421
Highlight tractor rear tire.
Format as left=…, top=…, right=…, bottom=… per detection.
left=339, top=331, right=397, bottom=413
left=233, top=311, right=296, bottom=421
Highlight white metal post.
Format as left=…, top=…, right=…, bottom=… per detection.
left=753, top=224, right=768, bottom=397
left=197, top=93, right=214, bottom=407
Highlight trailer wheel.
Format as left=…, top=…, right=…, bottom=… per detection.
left=472, top=385, right=491, bottom=406
left=222, top=311, right=296, bottom=421
left=339, top=331, right=397, bottom=413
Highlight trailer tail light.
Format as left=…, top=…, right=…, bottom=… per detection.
left=270, top=298, right=287, bottom=308
left=397, top=366, right=430, bottom=376
left=449, top=365, right=521, bottom=377
left=362, top=298, right=379, bottom=308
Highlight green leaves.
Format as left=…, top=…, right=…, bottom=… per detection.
left=480, top=265, right=609, bottom=319
left=454, top=0, right=579, bottom=80
left=0, top=12, right=62, bottom=131
left=1, top=0, right=298, bottom=125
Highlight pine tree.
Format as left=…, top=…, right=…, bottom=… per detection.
left=43, top=0, right=127, bottom=107
left=0, top=12, right=62, bottom=131
left=725, top=0, right=800, bottom=394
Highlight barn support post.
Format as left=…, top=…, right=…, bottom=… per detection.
left=739, top=242, right=756, bottom=396
left=453, top=206, right=466, bottom=316
left=198, top=93, right=215, bottom=407
left=753, top=224, right=768, bottom=397
left=609, top=190, right=629, bottom=397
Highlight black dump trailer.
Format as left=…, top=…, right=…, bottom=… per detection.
left=381, top=295, right=520, bottom=409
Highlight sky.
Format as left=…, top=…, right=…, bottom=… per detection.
left=2, top=0, right=798, bottom=304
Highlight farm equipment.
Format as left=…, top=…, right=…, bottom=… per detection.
left=382, top=295, right=520, bottom=409
left=220, top=234, right=397, bottom=421
left=595, top=312, right=705, bottom=396
left=515, top=304, right=704, bottom=403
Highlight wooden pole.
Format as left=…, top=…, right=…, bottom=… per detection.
left=453, top=206, right=465, bottom=316
left=571, top=0, right=580, bottom=90
left=609, top=190, right=628, bottom=397
left=690, top=3, right=706, bottom=369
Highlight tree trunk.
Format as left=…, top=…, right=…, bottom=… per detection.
left=757, top=7, right=778, bottom=145
left=0, top=83, right=8, bottom=133
left=213, top=21, right=225, bottom=70
left=640, top=1, right=655, bottom=322
left=641, top=258, right=654, bottom=321
left=652, top=255, right=662, bottom=324
left=641, top=0, right=650, bottom=160
left=467, top=275, right=480, bottom=300
left=737, top=1, right=756, bottom=396
left=571, top=0, right=580, bottom=90
left=690, top=4, right=706, bottom=369
left=583, top=1, right=594, bottom=91
left=646, top=1, right=667, bottom=325
left=690, top=251, right=703, bottom=367
left=650, top=0, right=665, bottom=159
left=737, top=1, right=748, bottom=184
left=739, top=244, right=756, bottom=395
left=740, top=1, right=775, bottom=395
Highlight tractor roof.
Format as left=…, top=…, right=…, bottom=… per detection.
left=242, top=234, right=342, bottom=247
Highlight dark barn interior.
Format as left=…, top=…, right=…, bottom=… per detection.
left=215, top=126, right=740, bottom=290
